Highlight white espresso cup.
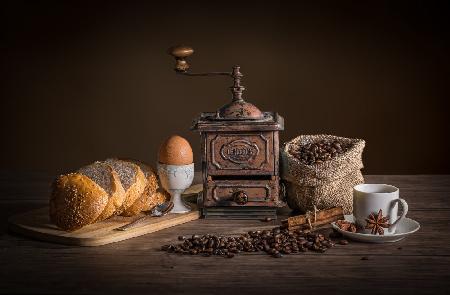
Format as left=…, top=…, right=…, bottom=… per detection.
left=353, top=184, right=408, bottom=235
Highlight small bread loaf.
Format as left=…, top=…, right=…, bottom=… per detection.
left=78, top=162, right=125, bottom=221
left=120, top=160, right=159, bottom=216
left=50, top=158, right=167, bottom=231
left=49, top=173, right=109, bottom=231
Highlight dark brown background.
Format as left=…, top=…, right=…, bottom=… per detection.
left=1, top=1, right=449, bottom=175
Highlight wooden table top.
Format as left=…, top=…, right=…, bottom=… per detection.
left=1, top=173, right=449, bottom=294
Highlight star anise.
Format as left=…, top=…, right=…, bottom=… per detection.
left=365, top=209, right=390, bottom=235
left=336, top=220, right=357, bottom=233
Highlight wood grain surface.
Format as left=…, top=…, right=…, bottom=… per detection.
left=0, top=173, right=449, bottom=294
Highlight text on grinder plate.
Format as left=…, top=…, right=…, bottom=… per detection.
left=220, top=140, right=259, bottom=164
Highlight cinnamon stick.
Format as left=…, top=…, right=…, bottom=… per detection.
left=281, top=207, right=344, bottom=229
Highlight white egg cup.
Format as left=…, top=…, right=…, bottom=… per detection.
left=157, top=163, right=194, bottom=214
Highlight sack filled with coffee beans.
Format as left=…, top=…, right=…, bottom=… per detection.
left=281, top=135, right=365, bottom=214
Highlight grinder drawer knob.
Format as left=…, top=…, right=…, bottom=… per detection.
left=233, top=191, right=248, bottom=205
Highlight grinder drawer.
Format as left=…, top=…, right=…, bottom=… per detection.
left=204, top=179, right=280, bottom=207
left=206, top=132, right=277, bottom=175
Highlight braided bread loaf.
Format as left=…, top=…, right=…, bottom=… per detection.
left=50, top=159, right=165, bottom=231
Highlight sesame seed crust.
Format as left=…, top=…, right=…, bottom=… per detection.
left=49, top=173, right=109, bottom=231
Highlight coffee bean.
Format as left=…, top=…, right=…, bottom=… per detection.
left=207, top=239, right=214, bottom=248
left=272, top=252, right=283, bottom=258
left=318, top=247, right=327, bottom=253
left=282, top=248, right=292, bottom=254
left=339, top=239, right=349, bottom=245
left=298, top=239, right=307, bottom=245
left=226, top=253, right=235, bottom=258
left=323, top=241, right=335, bottom=248
left=178, top=236, right=186, bottom=241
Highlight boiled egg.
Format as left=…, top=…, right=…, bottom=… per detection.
left=158, top=135, right=193, bottom=165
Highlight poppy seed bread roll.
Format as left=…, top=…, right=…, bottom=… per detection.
left=50, top=159, right=169, bottom=231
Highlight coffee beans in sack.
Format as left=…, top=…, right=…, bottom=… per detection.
left=281, top=135, right=365, bottom=214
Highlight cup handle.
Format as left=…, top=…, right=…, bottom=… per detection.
left=389, top=198, right=408, bottom=234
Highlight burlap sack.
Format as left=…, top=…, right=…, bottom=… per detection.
left=281, top=135, right=365, bottom=214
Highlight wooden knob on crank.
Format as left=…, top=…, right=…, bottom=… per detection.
left=167, top=45, right=194, bottom=72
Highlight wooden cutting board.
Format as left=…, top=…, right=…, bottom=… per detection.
left=8, top=206, right=200, bottom=246
left=8, top=184, right=203, bottom=246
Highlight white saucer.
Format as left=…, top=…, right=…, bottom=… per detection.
left=331, top=215, right=420, bottom=243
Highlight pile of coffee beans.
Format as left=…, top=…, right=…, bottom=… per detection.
left=290, top=139, right=351, bottom=165
left=161, top=227, right=348, bottom=258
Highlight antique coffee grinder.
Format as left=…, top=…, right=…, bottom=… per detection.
left=168, top=45, right=285, bottom=219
